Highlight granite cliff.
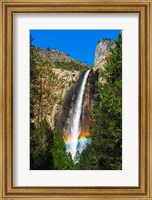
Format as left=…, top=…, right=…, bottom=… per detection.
left=94, top=39, right=116, bottom=71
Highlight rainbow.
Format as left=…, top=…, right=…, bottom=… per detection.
left=63, top=132, right=92, bottom=155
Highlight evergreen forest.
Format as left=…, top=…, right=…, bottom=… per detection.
left=30, top=34, right=122, bottom=170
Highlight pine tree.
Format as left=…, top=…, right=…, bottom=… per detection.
left=51, top=129, right=75, bottom=170
left=30, top=119, right=54, bottom=170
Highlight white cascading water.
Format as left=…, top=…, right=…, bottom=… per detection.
left=63, top=70, right=91, bottom=159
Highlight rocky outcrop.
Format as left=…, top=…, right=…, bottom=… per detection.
left=37, top=47, right=87, bottom=67
left=51, top=68, right=79, bottom=83
left=94, top=39, right=116, bottom=70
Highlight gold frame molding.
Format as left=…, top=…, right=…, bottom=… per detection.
left=0, top=0, right=151, bottom=199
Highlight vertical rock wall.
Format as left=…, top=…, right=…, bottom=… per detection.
left=94, top=39, right=116, bottom=69
left=80, top=70, right=98, bottom=137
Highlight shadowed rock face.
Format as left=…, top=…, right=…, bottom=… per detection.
left=59, top=69, right=98, bottom=137
left=80, top=70, right=98, bottom=137
left=58, top=72, right=85, bottom=129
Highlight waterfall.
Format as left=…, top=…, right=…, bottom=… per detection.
left=63, top=70, right=91, bottom=159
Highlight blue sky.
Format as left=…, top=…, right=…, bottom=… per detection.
left=30, top=30, right=121, bottom=66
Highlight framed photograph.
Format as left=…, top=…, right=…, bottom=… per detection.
left=0, top=0, right=151, bottom=199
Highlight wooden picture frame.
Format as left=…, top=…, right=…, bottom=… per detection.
left=0, top=0, right=151, bottom=199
